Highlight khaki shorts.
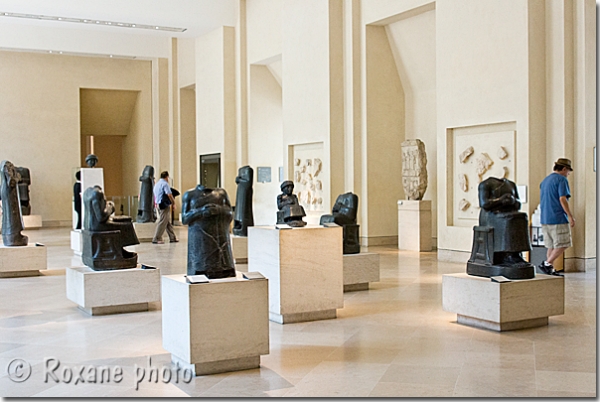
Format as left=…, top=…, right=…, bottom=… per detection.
left=542, top=223, right=572, bottom=249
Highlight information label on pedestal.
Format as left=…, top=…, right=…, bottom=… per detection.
left=186, top=275, right=209, bottom=284
left=243, top=272, right=265, bottom=280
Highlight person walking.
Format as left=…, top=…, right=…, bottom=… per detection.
left=152, top=171, right=178, bottom=244
left=538, top=158, right=574, bottom=276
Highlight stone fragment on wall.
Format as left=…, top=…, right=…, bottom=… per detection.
left=459, top=146, right=474, bottom=163
left=459, top=174, right=468, bottom=192
left=498, top=146, right=508, bottom=160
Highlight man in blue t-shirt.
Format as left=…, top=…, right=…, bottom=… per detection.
left=152, top=171, right=178, bottom=244
left=538, top=158, right=575, bottom=275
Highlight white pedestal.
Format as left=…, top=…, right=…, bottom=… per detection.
left=66, top=265, right=161, bottom=315
left=232, top=235, right=248, bottom=263
left=248, top=226, right=344, bottom=324
left=71, top=230, right=83, bottom=256
left=161, top=273, right=269, bottom=376
left=0, top=243, right=47, bottom=277
left=442, top=273, right=564, bottom=331
left=22, top=215, right=42, bottom=229
left=398, top=200, right=432, bottom=251
left=133, top=222, right=157, bottom=242
left=343, top=252, right=380, bottom=292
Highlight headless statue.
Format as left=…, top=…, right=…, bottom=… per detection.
left=467, top=177, right=534, bottom=279
left=16, top=167, right=31, bottom=216
left=320, top=192, right=360, bottom=254
left=182, top=185, right=236, bottom=279
left=0, top=160, right=28, bottom=246
left=276, top=180, right=306, bottom=227
left=137, top=165, right=156, bottom=223
left=233, top=165, right=254, bottom=236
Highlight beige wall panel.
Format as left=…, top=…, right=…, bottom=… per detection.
left=363, top=0, right=434, bottom=25
left=178, top=38, right=197, bottom=89
left=247, top=0, right=282, bottom=64
left=180, top=88, right=198, bottom=194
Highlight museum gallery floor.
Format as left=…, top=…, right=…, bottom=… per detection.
left=0, top=227, right=595, bottom=397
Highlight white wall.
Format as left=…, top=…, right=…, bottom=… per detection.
left=247, top=0, right=282, bottom=64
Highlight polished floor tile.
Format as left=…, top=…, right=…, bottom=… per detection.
left=0, top=227, right=595, bottom=397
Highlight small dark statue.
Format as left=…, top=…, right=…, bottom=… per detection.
left=137, top=165, right=156, bottom=223
left=467, top=177, right=534, bottom=279
left=82, top=185, right=139, bottom=270
left=182, top=185, right=235, bottom=279
left=85, top=154, right=98, bottom=168
left=320, top=192, right=360, bottom=254
left=16, top=167, right=31, bottom=216
left=276, top=180, right=306, bottom=227
left=233, top=165, right=254, bottom=236
left=1, top=161, right=28, bottom=246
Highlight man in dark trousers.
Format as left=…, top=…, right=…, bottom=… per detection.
left=538, top=158, right=575, bottom=276
left=152, top=171, right=178, bottom=244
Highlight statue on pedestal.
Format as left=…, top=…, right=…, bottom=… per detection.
left=401, top=139, right=428, bottom=200
left=233, top=166, right=254, bottom=237
left=82, top=185, right=139, bottom=270
left=467, top=177, right=534, bottom=279
left=182, top=185, right=235, bottom=279
left=16, top=167, right=31, bottom=216
left=0, top=161, right=28, bottom=246
left=137, top=165, right=156, bottom=223
left=320, top=192, right=360, bottom=254
left=276, top=181, right=306, bottom=227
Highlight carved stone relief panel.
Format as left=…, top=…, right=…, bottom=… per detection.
left=292, top=143, right=326, bottom=212
left=401, top=139, right=428, bottom=200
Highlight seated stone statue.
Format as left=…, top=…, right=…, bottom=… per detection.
left=182, top=185, right=236, bottom=279
left=320, top=192, right=360, bottom=254
left=467, top=177, right=534, bottom=279
left=276, top=180, right=306, bottom=227
left=82, top=185, right=139, bottom=270
left=16, top=167, right=31, bottom=216
left=1, top=160, right=28, bottom=246
left=137, top=165, right=156, bottom=223
left=233, top=165, right=254, bottom=237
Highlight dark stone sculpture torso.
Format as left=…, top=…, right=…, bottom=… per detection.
left=467, top=177, right=534, bottom=279
left=137, top=165, right=156, bottom=223
left=16, top=167, right=31, bottom=216
left=233, top=166, right=254, bottom=236
left=320, top=192, right=360, bottom=254
left=182, top=185, right=235, bottom=279
left=82, top=185, right=139, bottom=270
left=276, top=181, right=306, bottom=227
left=1, top=161, right=28, bottom=246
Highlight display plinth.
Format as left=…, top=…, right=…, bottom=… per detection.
left=442, top=273, right=564, bottom=331
left=22, top=215, right=42, bottom=229
left=66, top=265, right=160, bottom=316
left=71, top=230, right=82, bottom=256
left=397, top=200, right=432, bottom=251
left=343, top=252, right=380, bottom=292
left=161, top=273, right=269, bottom=376
left=0, top=243, right=47, bottom=277
left=133, top=222, right=157, bottom=242
left=248, top=226, right=344, bottom=324
left=232, top=235, right=248, bottom=263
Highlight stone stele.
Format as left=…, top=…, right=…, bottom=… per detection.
left=401, top=139, right=428, bottom=201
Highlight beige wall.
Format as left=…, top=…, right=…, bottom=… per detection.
left=247, top=0, right=282, bottom=64
left=179, top=87, right=198, bottom=194
left=0, top=50, right=152, bottom=224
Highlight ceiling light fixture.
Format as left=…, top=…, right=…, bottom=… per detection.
left=0, top=11, right=187, bottom=32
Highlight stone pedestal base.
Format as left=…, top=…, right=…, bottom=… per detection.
left=66, top=266, right=160, bottom=316
left=162, top=273, right=269, bottom=376
left=442, top=273, right=564, bottom=331
left=397, top=200, right=432, bottom=251
left=232, top=235, right=248, bottom=263
left=343, top=252, right=380, bottom=292
left=248, top=226, right=344, bottom=324
left=71, top=230, right=82, bottom=256
left=22, top=215, right=42, bottom=229
left=0, top=243, right=47, bottom=277
left=133, top=222, right=157, bottom=242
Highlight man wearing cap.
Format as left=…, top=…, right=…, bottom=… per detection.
left=538, top=158, right=575, bottom=276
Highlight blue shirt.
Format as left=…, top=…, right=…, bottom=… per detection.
left=540, top=173, right=570, bottom=225
left=153, top=179, right=172, bottom=206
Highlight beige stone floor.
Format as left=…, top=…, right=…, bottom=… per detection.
left=0, top=227, right=595, bottom=398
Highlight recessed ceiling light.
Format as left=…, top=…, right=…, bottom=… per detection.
left=0, top=11, right=186, bottom=32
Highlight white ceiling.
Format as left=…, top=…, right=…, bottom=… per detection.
left=0, top=0, right=238, bottom=38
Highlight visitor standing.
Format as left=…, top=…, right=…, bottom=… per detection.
left=152, top=171, right=178, bottom=244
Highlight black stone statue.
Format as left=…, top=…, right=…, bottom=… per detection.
left=1, top=161, right=28, bottom=246
left=467, top=177, right=534, bottom=279
left=320, top=192, right=360, bottom=254
left=137, top=165, right=156, bottom=223
left=85, top=154, right=98, bottom=168
left=182, top=185, right=236, bottom=279
left=82, top=185, right=139, bottom=270
left=276, top=180, right=306, bottom=227
left=233, top=165, right=254, bottom=236
left=16, top=167, right=31, bottom=216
